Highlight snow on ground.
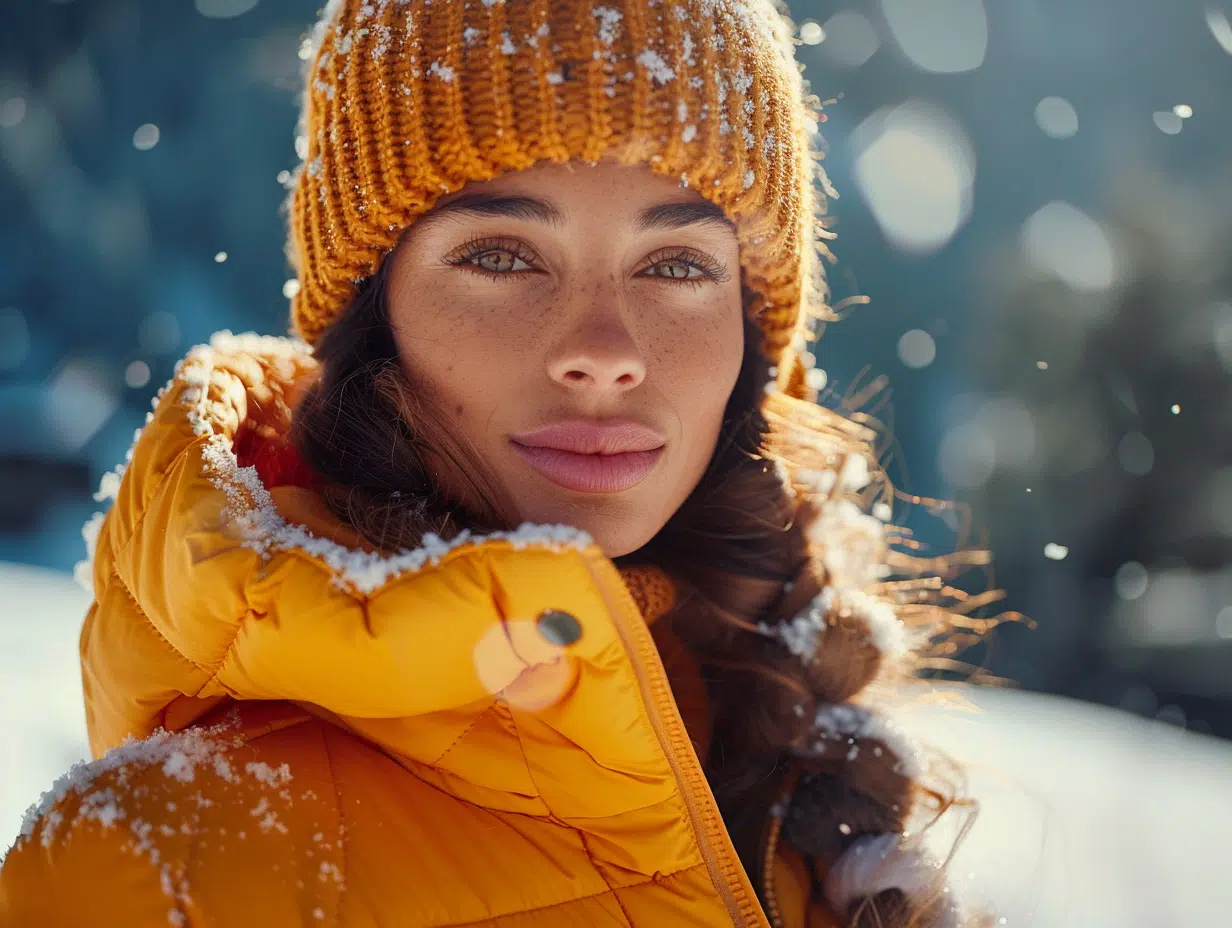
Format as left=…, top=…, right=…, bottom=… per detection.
left=2, top=561, right=1230, bottom=924
left=1, top=562, right=91, bottom=856
left=897, top=687, right=1232, bottom=927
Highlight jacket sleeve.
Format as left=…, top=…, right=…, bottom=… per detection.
left=1, top=720, right=345, bottom=928
left=0, top=781, right=191, bottom=927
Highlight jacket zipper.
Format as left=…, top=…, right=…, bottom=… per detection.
left=759, top=763, right=803, bottom=928
left=583, top=551, right=770, bottom=928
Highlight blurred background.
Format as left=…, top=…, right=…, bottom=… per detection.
left=2, top=2, right=1232, bottom=919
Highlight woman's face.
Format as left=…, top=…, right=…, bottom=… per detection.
left=386, top=158, right=745, bottom=558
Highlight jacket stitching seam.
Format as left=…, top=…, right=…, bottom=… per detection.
left=574, top=829, right=634, bottom=927
left=503, top=708, right=637, bottom=926
left=105, top=413, right=199, bottom=598
left=172, top=793, right=203, bottom=928
left=434, top=862, right=710, bottom=927
left=496, top=701, right=544, bottom=804
left=111, top=569, right=211, bottom=675
left=316, top=722, right=349, bottom=928
left=197, top=615, right=245, bottom=696
left=102, top=418, right=255, bottom=695
left=106, top=435, right=246, bottom=683
left=429, top=701, right=498, bottom=767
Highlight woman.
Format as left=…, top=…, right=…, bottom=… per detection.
left=0, top=0, right=988, bottom=925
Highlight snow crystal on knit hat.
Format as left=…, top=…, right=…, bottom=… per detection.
left=285, top=0, right=835, bottom=400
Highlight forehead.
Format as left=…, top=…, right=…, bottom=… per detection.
left=418, top=159, right=738, bottom=238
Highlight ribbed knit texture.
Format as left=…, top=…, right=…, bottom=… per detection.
left=617, top=562, right=677, bottom=623
left=286, top=0, right=833, bottom=400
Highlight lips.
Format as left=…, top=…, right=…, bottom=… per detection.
left=509, top=418, right=667, bottom=493
left=510, top=443, right=664, bottom=494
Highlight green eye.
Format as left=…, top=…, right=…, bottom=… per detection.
left=641, top=248, right=730, bottom=287
left=448, top=237, right=729, bottom=287
left=645, top=258, right=706, bottom=283
left=450, top=237, right=538, bottom=281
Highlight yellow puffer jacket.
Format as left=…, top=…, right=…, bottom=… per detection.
left=0, top=334, right=835, bottom=927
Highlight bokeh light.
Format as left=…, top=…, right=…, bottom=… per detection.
left=1112, top=569, right=1224, bottom=647
left=132, top=123, right=160, bottom=150
left=0, top=97, right=26, bottom=129
left=881, top=0, right=987, bottom=74
left=897, top=329, right=937, bottom=369
left=1218, top=607, right=1232, bottom=639
left=939, top=419, right=996, bottom=488
left=123, top=361, right=150, bottom=390
left=1207, top=7, right=1232, bottom=55
left=195, top=0, right=261, bottom=18
left=1153, top=110, right=1183, bottom=134
left=799, top=20, right=825, bottom=46
left=1201, top=468, right=1232, bottom=536
left=1044, top=543, right=1070, bottom=561
left=1035, top=97, right=1079, bottom=139
left=815, top=10, right=880, bottom=70
left=43, top=362, right=118, bottom=453
left=1215, top=303, right=1232, bottom=370
left=1020, top=201, right=1118, bottom=291
left=1116, top=562, right=1149, bottom=600
left=852, top=101, right=975, bottom=254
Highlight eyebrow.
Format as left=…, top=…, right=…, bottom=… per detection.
left=413, top=192, right=737, bottom=236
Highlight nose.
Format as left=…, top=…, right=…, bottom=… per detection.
left=546, top=308, right=647, bottom=394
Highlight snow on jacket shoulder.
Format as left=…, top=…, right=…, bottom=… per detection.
left=0, top=333, right=836, bottom=928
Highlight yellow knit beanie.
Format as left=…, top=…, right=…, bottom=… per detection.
left=286, top=0, right=835, bottom=400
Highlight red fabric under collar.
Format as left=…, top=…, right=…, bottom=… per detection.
left=233, top=429, right=320, bottom=490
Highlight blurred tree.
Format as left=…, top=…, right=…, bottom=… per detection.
left=961, top=162, right=1232, bottom=736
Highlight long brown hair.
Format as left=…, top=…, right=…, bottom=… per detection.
left=291, top=255, right=998, bottom=927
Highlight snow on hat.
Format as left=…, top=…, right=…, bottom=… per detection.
left=286, top=0, right=835, bottom=400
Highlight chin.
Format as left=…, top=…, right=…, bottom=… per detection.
left=592, top=532, right=649, bottom=559
left=559, top=516, right=651, bottom=559
left=513, top=498, right=655, bottom=559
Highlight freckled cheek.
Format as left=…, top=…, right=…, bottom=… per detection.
left=413, top=318, right=525, bottom=435
left=653, top=314, right=742, bottom=408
